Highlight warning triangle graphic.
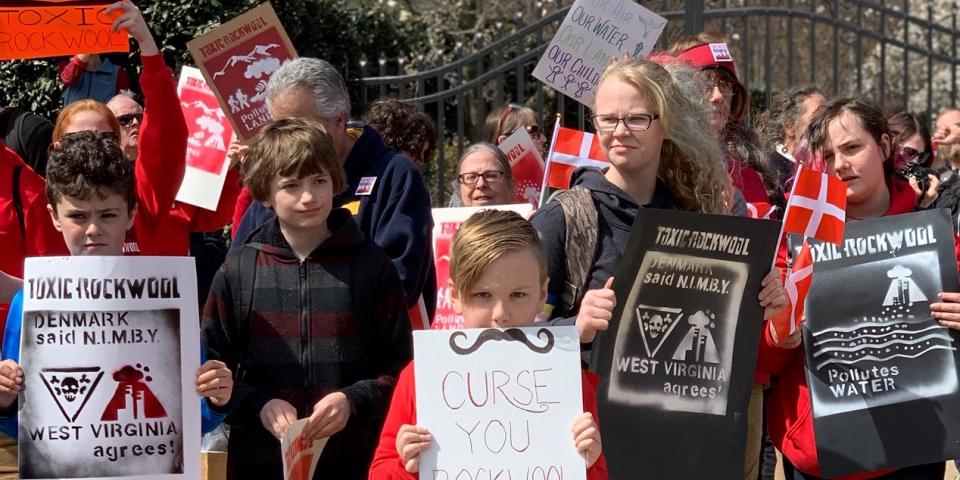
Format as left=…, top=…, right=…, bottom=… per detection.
left=39, top=367, right=104, bottom=423
left=635, top=305, right=684, bottom=358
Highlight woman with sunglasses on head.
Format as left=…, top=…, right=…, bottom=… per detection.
left=483, top=103, right=548, bottom=155
left=449, top=143, right=516, bottom=207
left=760, top=98, right=960, bottom=480
left=49, top=0, right=240, bottom=257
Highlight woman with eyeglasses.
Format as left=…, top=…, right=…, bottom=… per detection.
left=450, top=143, right=516, bottom=207
left=664, top=35, right=785, bottom=215
left=483, top=103, right=548, bottom=154
left=48, top=0, right=240, bottom=258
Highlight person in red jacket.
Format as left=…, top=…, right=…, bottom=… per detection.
left=369, top=210, right=607, bottom=480
left=49, top=0, right=239, bottom=256
left=759, top=98, right=958, bottom=480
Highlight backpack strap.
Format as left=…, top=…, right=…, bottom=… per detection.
left=12, top=165, right=25, bottom=239
left=225, top=245, right=258, bottom=380
left=553, top=185, right=600, bottom=316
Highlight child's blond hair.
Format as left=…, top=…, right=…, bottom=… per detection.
left=242, top=117, right=347, bottom=201
left=450, top=209, right=546, bottom=295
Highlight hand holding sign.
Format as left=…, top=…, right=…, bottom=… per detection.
left=395, top=424, right=432, bottom=473
left=261, top=398, right=298, bottom=439
left=195, top=360, right=232, bottom=407
left=0, top=360, right=23, bottom=409
left=302, top=391, right=351, bottom=441
left=105, top=0, right=158, bottom=56
left=572, top=411, right=602, bottom=468
left=932, top=291, right=960, bottom=330
left=576, top=277, right=616, bottom=343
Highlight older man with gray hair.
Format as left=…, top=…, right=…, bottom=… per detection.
left=232, top=58, right=436, bottom=326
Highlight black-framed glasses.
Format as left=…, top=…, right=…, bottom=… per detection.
left=458, top=170, right=506, bottom=185
left=591, top=113, right=660, bottom=133
left=902, top=146, right=931, bottom=164
left=60, top=130, right=119, bottom=143
left=704, top=70, right=735, bottom=96
left=116, top=113, right=143, bottom=127
left=522, top=124, right=544, bottom=139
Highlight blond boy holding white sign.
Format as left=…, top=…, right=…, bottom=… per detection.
left=368, top=210, right=607, bottom=479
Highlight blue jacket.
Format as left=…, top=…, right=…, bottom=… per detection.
left=231, top=125, right=437, bottom=320
left=0, top=290, right=227, bottom=437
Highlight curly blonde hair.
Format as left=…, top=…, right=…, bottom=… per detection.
left=595, top=58, right=731, bottom=213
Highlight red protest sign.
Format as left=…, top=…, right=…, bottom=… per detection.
left=175, top=66, right=235, bottom=211
left=0, top=1, right=128, bottom=60
left=186, top=2, right=297, bottom=142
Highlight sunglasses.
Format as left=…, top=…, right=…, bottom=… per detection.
left=116, top=113, right=143, bottom=127
left=60, top=130, right=119, bottom=143
left=902, top=146, right=931, bottom=164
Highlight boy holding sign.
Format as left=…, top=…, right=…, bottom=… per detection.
left=369, top=210, right=607, bottom=479
left=0, top=132, right=234, bottom=438
left=201, top=118, right=412, bottom=479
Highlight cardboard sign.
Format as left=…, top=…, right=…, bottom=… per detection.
left=800, top=210, right=960, bottom=477
left=175, top=66, right=236, bottom=211
left=19, top=256, right=200, bottom=480
left=414, top=327, right=585, bottom=480
left=533, top=0, right=666, bottom=106
left=281, top=419, right=328, bottom=480
left=497, top=128, right=545, bottom=209
left=187, top=2, right=297, bottom=141
left=431, top=205, right=535, bottom=330
left=592, top=209, right=779, bottom=479
left=0, top=1, right=128, bottom=60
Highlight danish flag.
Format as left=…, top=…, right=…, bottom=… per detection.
left=544, top=126, right=608, bottom=190
left=781, top=166, right=847, bottom=244
left=773, top=239, right=814, bottom=343
left=746, top=202, right=777, bottom=220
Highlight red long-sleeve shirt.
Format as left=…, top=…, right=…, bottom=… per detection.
left=58, top=55, right=130, bottom=91
left=125, top=55, right=240, bottom=256
left=369, top=363, right=609, bottom=480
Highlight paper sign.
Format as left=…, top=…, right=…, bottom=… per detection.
left=175, top=66, right=235, bottom=211
left=431, top=204, right=535, bottom=330
left=593, top=209, right=778, bottom=479
left=414, top=327, right=586, bottom=480
left=18, top=256, right=200, bottom=480
left=497, top=128, right=545, bottom=209
left=799, top=210, right=960, bottom=477
left=281, top=419, right=328, bottom=480
left=0, top=1, right=129, bottom=60
left=533, top=0, right=666, bottom=106
left=187, top=2, right=298, bottom=141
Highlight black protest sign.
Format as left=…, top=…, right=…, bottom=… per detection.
left=802, top=209, right=960, bottom=477
left=592, top=209, right=779, bottom=479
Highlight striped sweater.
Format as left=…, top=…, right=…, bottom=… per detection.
left=201, top=208, right=412, bottom=479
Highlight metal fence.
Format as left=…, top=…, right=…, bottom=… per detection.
left=347, top=0, right=960, bottom=204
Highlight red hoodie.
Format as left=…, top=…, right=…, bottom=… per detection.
left=728, top=155, right=769, bottom=204
left=124, top=55, right=240, bottom=256
left=757, top=177, right=938, bottom=479
left=369, top=363, right=609, bottom=480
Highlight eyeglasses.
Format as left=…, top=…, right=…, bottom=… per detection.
left=591, top=113, right=660, bottom=133
left=902, top=146, right=931, bottom=164
left=458, top=170, right=506, bottom=185
left=60, top=130, right=119, bottom=143
left=704, top=71, right=735, bottom=96
left=116, top=113, right=143, bottom=127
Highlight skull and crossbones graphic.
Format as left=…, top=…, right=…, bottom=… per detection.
left=49, top=374, right=92, bottom=402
